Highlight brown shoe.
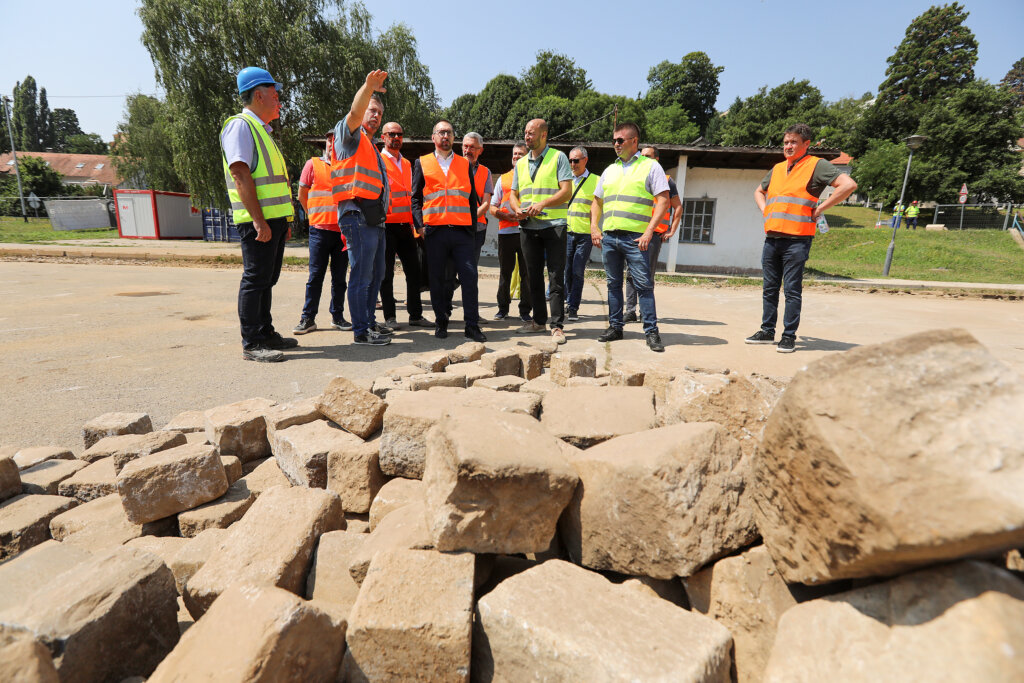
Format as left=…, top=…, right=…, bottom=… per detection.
left=516, top=322, right=545, bottom=334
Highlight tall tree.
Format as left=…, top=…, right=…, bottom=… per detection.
left=51, top=108, right=84, bottom=151
left=112, top=94, right=184, bottom=191
left=37, top=88, right=53, bottom=150
left=138, top=0, right=440, bottom=208
left=65, top=133, right=108, bottom=155
left=469, top=75, right=522, bottom=138
left=443, top=93, right=477, bottom=137
left=644, top=52, right=723, bottom=134
left=712, top=80, right=831, bottom=147
left=818, top=92, right=873, bottom=152
left=1002, top=57, right=1024, bottom=107
left=644, top=104, right=699, bottom=145
left=12, top=76, right=40, bottom=151
left=521, top=51, right=592, bottom=100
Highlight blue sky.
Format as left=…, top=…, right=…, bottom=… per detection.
left=2, top=0, right=1020, bottom=142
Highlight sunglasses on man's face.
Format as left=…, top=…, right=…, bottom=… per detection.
left=384, top=132, right=403, bottom=138
left=569, top=158, right=583, bottom=164
left=612, top=137, right=634, bottom=145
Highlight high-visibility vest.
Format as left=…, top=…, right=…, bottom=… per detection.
left=906, top=205, right=920, bottom=218
left=383, top=153, right=413, bottom=224
left=420, top=153, right=474, bottom=227
left=220, top=112, right=294, bottom=224
left=894, top=203, right=904, bottom=217
left=567, top=173, right=598, bottom=234
left=654, top=174, right=672, bottom=234
left=516, top=149, right=568, bottom=222
left=330, top=129, right=384, bottom=203
left=307, top=157, right=339, bottom=229
left=763, top=155, right=819, bottom=237
left=496, top=171, right=519, bottom=234
left=472, top=163, right=490, bottom=227
left=600, top=155, right=658, bottom=233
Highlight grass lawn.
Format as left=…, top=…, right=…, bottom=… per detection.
left=807, top=227, right=1024, bottom=283
left=0, top=217, right=118, bottom=242
left=825, top=204, right=891, bottom=229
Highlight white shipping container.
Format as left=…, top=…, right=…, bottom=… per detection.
left=115, top=190, right=203, bottom=239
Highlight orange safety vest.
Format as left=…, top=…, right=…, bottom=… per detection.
left=472, top=163, right=490, bottom=226
left=497, top=170, right=519, bottom=233
left=307, top=157, right=339, bottom=230
left=383, top=153, right=413, bottom=225
left=330, top=129, right=385, bottom=203
left=419, top=153, right=475, bottom=227
left=764, top=155, right=819, bottom=237
left=654, top=173, right=671, bottom=234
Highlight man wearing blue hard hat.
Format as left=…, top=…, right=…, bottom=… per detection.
left=220, top=66, right=298, bottom=362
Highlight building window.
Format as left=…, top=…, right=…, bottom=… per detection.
left=75, top=162, right=85, bottom=169
left=94, top=163, right=104, bottom=170
left=678, top=199, right=716, bottom=243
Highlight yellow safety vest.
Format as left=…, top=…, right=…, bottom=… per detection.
left=567, top=173, right=598, bottom=234
left=601, top=155, right=657, bottom=233
left=516, top=149, right=568, bottom=222
left=221, top=112, right=293, bottom=224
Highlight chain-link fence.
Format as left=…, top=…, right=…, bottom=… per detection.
left=932, top=204, right=1015, bottom=230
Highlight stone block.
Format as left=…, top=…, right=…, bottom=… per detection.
left=387, top=364, right=428, bottom=379
left=380, top=391, right=458, bottom=479
left=764, top=561, right=1024, bottom=682
left=473, top=375, right=527, bottom=392
left=183, top=486, right=345, bottom=617
left=424, top=407, right=578, bottom=554
left=609, top=360, right=646, bottom=386
left=755, top=328, right=1024, bottom=584
left=443, top=361, right=496, bottom=386
left=150, top=584, right=345, bottom=683
left=520, top=377, right=560, bottom=397
left=271, top=420, right=362, bottom=489
left=124, top=535, right=190, bottom=566
left=566, top=375, right=608, bottom=387
left=685, top=545, right=798, bottom=683
left=0, top=456, right=20, bottom=501
left=518, top=339, right=557, bottom=366
left=516, top=347, right=544, bottom=380
left=242, top=456, right=292, bottom=495
left=0, top=547, right=179, bottom=682
left=161, top=410, right=207, bottom=433
left=263, top=398, right=322, bottom=439
left=327, top=436, right=385, bottom=514
left=456, top=386, right=542, bottom=416
left=480, top=348, right=522, bottom=377
left=221, top=454, right=242, bottom=483
left=305, top=529, right=367, bottom=616
left=541, top=386, right=657, bottom=448
left=0, top=632, right=59, bottom=683
left=475, top=559, right=732, bottom=682
left=177, top=478, right=256, bottom=537
left=0, top=540, right=92, bottom=613
left=117, top=443, right=229, bottom=524
left=82, top=412, right=153, bottom=449
left=372, top=375, right=403, bottom=397
left=642, top=364, right=680, bottom=405
left=345, top=549, right=474, bottom=683
left=408, top=371, right=467, bottom=391
left=561, top=422, right=756, bottom=579
left=89, top=431, right=189, bottom=471
left=346, top=514, right=371, bottom=533
left=168, top=528, right=229, bottom=595
left=204, top=397, right=276, bottom=462
left=369, top=478, right=425, bottom=531
left=0, top=494, right=77, bottom=560
left=414, top=351, right=451, bottom=373
left=11, top=446, right=74, bottom=471
left=18, top=458, right=88, bottom=495
left=316, top=376, right=386, bottom=439
left=349, top=500, right=433, bottom=585
left=50, top=493, right=176, bottom=550
left=549, top=351, right=597, bottom=385
left=448, top=341, right=485, bottom=364
left=56, top=456, right=116, bottom=502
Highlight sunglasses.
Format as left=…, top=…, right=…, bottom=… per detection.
left=569, top=158, right=583, bottom=164
left=612, top=137, right=634, bottom=145
left=383, top=132, right=404, bottom=138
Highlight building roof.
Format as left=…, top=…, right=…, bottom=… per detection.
left=0, top=151, right=122, bottom=185
left=832, top=152, right=853, bottom=165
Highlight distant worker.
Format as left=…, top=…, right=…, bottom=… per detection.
left=410, top=120, right=486, bottom=342
left=746, top=124, right=857, bottom=353
left=331, top=70, right=392, bottom=346
left=220, top=66, right=298, bottom=362
left=905, top=200, right=920, bottom=229
left=892, top=201, right=905, bottom=229
left=293, top=131, right=349, bottom=335
left=623, top=145, right=683, bottom=323
left=379, top=120, right=431, bottom=330
left=564, top=146, right=598, bottom=322
left=510, top=118, right=573, bottom=345
left=590, top=122, right=670, bottom=352
left=489, top=142, right=532, bottom=322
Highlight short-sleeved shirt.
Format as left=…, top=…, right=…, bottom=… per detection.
left=510, top=145, right=573, bottom=229
left=668, top=177, right=679, bottom=199
left=299, top=158, right=316, bottom=188
left=760, top=156, right=840, bottom=199
left=332, top=120, right=390, bottom=217
left=594, top=152, right=671, bottom=199
left=220, top=108, right=270, bottom=171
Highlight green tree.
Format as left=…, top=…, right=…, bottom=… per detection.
left=51, top=108, right=84, bottom=151
left=0, top=155, right=66, bottom=215
left=468, top=75, right=522, bottom=138
left=712, top=80, right=831, bottom=146
left=65, top=133, right=108, bottom=154
left=138, top=0, right=440, bottom=208
left=1001, top=57, right=1024, bottom=107
left=521, top=50, right=592, bottom=100
left=12, top=76, right=40, bottom=151
left=644, top=52, right=723, bottom=134
left=644, top=104, right=699, bottom=145
left=818, top=92, right=872, bottom=152
left=37, top=88, right=53, bottom=150
left=849, top=139, right=908, bottom=206
left=112, top=94, right=184, bottom=191
left=443, top=93, right=477, bottom=136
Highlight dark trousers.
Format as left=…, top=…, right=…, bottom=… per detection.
left=237, top=217, right=289, bottom=347
left=302, top=226, right=348, bottom=323
left=445, top=229, right=487, bottom=311
left=625, top=235, right=663, bottom=313
left=564, top=231, right=593, bottom=313
left=425, top=226, right=479, bottom=330
left=760, top=236, right=813, bottom=339
left=521, top=225, right=567, bottom=329
left=380, top=222, right=424, bottom=321
left=497, top=232, right=531, bottom=318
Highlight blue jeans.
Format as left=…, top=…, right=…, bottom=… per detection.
left=564, top=232, right=592, bottom=313
left=602, top=231, right=658, bottom=334
left=625, top=235, right=663, bottom=313
left=761, top=237, right=812, bottom=339
left=339, top=212, right=386, bottom=336
left=237, top=217, right=289, bottom=347
left=302, top=227, right=348, bottom=323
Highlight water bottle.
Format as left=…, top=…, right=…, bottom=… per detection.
left=816, top=214, right=829, bottom=234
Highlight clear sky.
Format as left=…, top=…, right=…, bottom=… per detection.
left=2, top=0, right=1020, bottom=143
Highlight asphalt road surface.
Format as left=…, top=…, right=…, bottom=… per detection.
left=2, top=260, right=1022, bottom=452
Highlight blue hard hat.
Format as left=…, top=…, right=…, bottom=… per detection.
left=236, top=67, right=282, bottom=95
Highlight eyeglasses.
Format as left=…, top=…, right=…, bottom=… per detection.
left=383, top=132, right=403, bottom=138
left=434, top=130, right=454, bottom=137
left=612, top=137, right=635, bottom=145
left=569, top=158, right=583, bottom=164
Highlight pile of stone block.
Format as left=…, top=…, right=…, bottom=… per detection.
left=2, top=328, right=1024, bottom=681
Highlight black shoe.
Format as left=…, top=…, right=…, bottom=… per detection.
left=353, top=330, right=391, bottom=346
left=520, top=313, right=533, bottom=323
left=385, top=317, right=401, bottom=330
left=777, top=336, right=796, bottom=353
left=566, top=310, right=579, bottom=322
left=623, top=311, right=638, bottom=323
left=265, top=333, right=299, bottom=350
left=435, top=325, right=448, bottom=339
left=745, top=329, right=775, bottom=345
left=465, top=327, right=487, bottom=343
left=292, top=318, right=316, bottom=335
left=493, top=311, right=507, bottom=320
left=242, top=344, right=284, bottom=362
left=371, top=322, right=394, bottom=336
left=598, top=326, right=623, bottom=342
left=332, top=317, right=353, bottom=331
left=646, top=331, right=665, bottom=352
left=408, top=317, right=433, bottom=328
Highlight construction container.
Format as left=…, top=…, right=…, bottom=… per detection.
left=114, top=190, right=203, bottom=239
left=201, top=208, right=240, bottom=242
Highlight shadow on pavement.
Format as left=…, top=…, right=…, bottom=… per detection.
left=798, top=336, right=859, bottom=352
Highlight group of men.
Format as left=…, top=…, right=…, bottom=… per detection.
left=892, top=201, right=921, bottom=229
left=221, top=67, right=856, bottom=362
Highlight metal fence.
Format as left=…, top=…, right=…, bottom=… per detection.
left=0, top=195, right=116, bottom=223
left=932, top=204, right=1015, bottom=230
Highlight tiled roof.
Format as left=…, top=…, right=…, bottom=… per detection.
left=0, top=151, right=122, bottom=185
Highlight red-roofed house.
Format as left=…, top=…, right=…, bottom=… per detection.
left=0, top=152, right=125, bottom=187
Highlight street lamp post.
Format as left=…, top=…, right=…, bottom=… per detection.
left=883, top=134, right=928, bottom=276
left=1, top=96, right=29, bottom=223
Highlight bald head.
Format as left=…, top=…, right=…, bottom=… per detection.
left=381, top=121, right=404, bottom=152
left=524, top=118, right=549, bottom=153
